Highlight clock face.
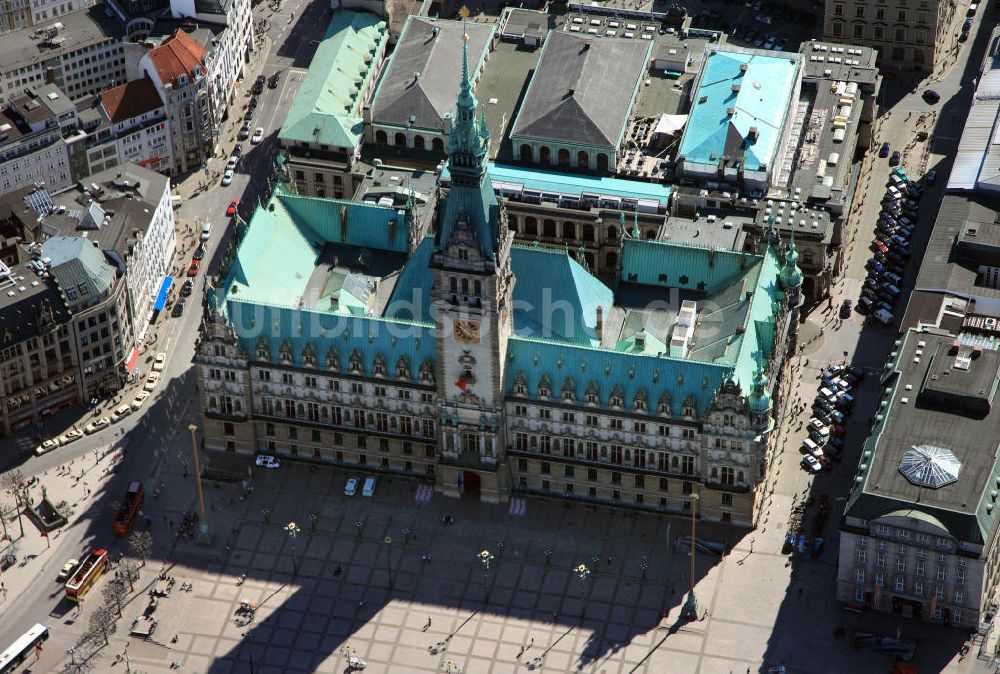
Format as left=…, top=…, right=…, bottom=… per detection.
left=453, top=319, right=481, bottom=343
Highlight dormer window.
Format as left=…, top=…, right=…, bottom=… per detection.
left=458, top=248, right=469, bottom=260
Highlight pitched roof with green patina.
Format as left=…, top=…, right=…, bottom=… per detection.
left=279, top=11, right=388, bottom=149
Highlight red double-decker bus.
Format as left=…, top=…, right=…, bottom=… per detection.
left=65, top=548, right=108, bottom=602
left=113, top=481, right=144, bottom=537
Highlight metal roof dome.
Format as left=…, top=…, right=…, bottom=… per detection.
left=899, top=445, right=961, bottom=489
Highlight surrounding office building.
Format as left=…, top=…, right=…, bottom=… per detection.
left=138, top=28, right=213, bottom=173
left=677, top=45, right=804, bottom=192
left=510, top=30, right=652, bottom=173
left=365, top=17, right=495, bottom=154
left=0, top=84, right=81, bottom=197
left=281, top=10, right=388, bottom=199
left=30, top=0, right=82, bottom=25
left=0, top=0, right=31, bottom=32
left=196, top=41, right=798, bottom=527
left=0, top=161, right=176, bottom=434
left=823, top=0, right=953, bottom=73
left=837, top=329, right=1000, bottom=629
left=0, top=7, right=133, bottom=102
left=82, top=77, right=173, bottom=175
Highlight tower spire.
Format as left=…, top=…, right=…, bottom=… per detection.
left=447, top=14, right=488, bottom=177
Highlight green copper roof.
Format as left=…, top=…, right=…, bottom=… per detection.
left=509, top=245, right=613, bottom=347
left=620, top=238, right=754, bottom=295
left=279, top=11, right=387, bottom=149
left=779, top=240, right=803, bottom=290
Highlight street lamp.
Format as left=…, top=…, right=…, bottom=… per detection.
left=478, top=549, right=494, bottom=600
left=355, top=520, right=364, bottom=538
left=241, top=631, right=257, bottom=674
left=188, top=424, right=213, bottom=545
left=384, top=536, right=394, bottom=591
left=284, top=521, right=300, bottom=575
left=575, top=563, right=590, bottom=617
left=681, top=493, right=700, bottom=621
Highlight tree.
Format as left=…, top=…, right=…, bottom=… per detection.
left=1, top=470, right=26, bottom=538
left=86, top=604, right=117, bottom=646
left=128, top=530, right=153, bottom=566
left=120, top=559, right=140, bottom=592
left=101, top=578, right=127, bottom=618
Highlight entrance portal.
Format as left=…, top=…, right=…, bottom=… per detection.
left=461, top=471, right=481, bottom=498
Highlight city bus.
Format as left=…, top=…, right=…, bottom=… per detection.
left=65, top=548, right=108, bottom=602
left=0, top=623, right=49, bottom=673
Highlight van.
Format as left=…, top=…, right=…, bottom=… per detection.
left=801, top=437, right=823, bottom=457
left=362, top=476, right=376, bottom=497
left=837, top=392, right=855, bottom=409
left=874, top=308, right=894, bottom=325
left=170, top=195, right=183, bottom=209
left=818, top=387, right=838, bottom=401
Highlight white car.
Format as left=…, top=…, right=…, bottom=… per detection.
left=34, top=438, right=61, bottom=455
left=57, top=558, right=79, bottom=581
left=144, top=371, right=160, bottom=392
left=131, top=391, right=150, bottom=411
left=255, top=455, right=281, bottom=469
left=251, top=127, right=265, bottom=144
left=84, top=417, right=111, bottom=434
left=58, top=428, right=83, bottom=445
left=801, top=454, right=822, bottom=473
left=344, top=477, right=359, bottom=496
left=152, top=352, right=167, bottom=372
left=200, top=222, right=212, bottom=242
left=807, top=418, right=830, bottom=439
left=221, top=169, right=234, bottom=186
left=112, top=404, right=132, bottom=422
left=226, top=156, right=238, bottom=172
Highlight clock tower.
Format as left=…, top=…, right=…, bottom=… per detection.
left=430, top=28, right=514, bottom=504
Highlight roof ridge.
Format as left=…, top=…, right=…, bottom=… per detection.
left=509, top=333, right=736, bottom=368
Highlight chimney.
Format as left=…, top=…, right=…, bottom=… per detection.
left=596, top=306, right=604, bottom=342
left=973, top=345, right=983, bottom=359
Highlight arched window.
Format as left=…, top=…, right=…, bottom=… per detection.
left=394, top=132, right=406, bottom=147
left=582, top=224, right=595, bottom=242
left=539, top=146, right=551, bottom=164
left=557, top=148, right=570, bottom=166
left=563, top=222, right=575, bottom=240
left=606, top=226, right=617, bottom=241
left=432, top=137, right=444, bottom=152
left=414, top=135, right=425, bottom=150
left=596, top=153, right=609, bottom=172
left=520, top=144, right=532, bottom=162
left=524, top=216, right=538, bottom=236
left=375, top=130, right=387, bottom=144
left=543, top=219, right=556, bottom=237
left=577, top=151, right=589, bottom=168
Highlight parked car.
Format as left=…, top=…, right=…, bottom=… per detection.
left=35, top=438, right=61, bottom=455
left=255, top=455, right=282, bottom=469
left=238, top=122, right=251, bottom=140
left=344, top=477, right=359, bottom=496
left=782, top=534, right=796, bottom=554
left=889, top=151, right=901, bottom=167
left=58, top=428, right=83, bottom=445
left=226, top=156, right=238, bottom=172
left=112, top=404, right=132, bottom=422
left=811, top=538, right=825, bottom=558
left=152, top=352, right=167, bottom=372
left=200, top=222, right=212, bottom=241
left=232, top=144, right=243, bottom=159
left=226, top=200, right=239, bottom=217
left=268, top=73, right=280, bottom=88
left=802, top=454, right=822, bottom=473
left=84, top=417, right=111, bottom=434
left=131, top=391, right=150, bottom=411
left=251, top=127, right=265, bottom=144
left=193, top=243, right=206, bottom=261
left=839, top=299, right=853, bottom=318
left=922, top=89, right=941, bottom=104
left=171, top=301, right=185, bottom=317
left=187, top=260, right=201, bottom=277
left=808, top=418, right=830, bottom=439
left=180, top=278, right=193, bottom=297
left=878, top=142, right=890, bottom=158
left=925, top=169, right=937, bottom=185
left=144, top=372, right=160, bottom=391
left=221, top=169, right=234, bottom=186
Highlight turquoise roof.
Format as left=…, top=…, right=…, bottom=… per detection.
left=731, top=245, right=783, bottom=397
left=779, top=241, right=803, bottom=289
left=509, top=245, right=613, bottom=347
left=620, top=238, right=754, bottom=294
left=506, top=336, right=732, bottom=416
left=442, top=162, right=672, bottom=207
left=279, top=11, right=387, bottom=149
left=679, top=49, right=800, bottom=171
left=386, top=236, right=435, bottom=322
left=224, top=191, right=408, bottom=310
left=226, top=299, right=435, bottom=380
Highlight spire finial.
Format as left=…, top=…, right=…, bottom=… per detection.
left=632, top=209, right=640, bottom=239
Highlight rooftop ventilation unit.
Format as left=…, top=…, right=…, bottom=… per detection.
left=731, top=84, right=740, bottom=93
left=748, top=127, right=759, bottom=141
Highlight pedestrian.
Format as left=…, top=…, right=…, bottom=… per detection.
left=423, top=617, right=432, bottom=632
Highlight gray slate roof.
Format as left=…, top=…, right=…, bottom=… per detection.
left=511, top=31, right=652, bottom=150
left=369, top=17, right=494, bottom=132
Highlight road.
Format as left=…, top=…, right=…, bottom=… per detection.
left=0, top=0, right=330, bottom=657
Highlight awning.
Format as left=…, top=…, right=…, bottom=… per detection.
left=153, top=277, right=173, bottom=311
left=126, top=348, right=140, bottom=372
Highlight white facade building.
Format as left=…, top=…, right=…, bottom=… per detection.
left=85, top=77, right=173, bottom=175
left=0, top=84, right=79, bottom=197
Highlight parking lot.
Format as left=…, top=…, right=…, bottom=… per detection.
left=685, top=0, right=822, bottom=51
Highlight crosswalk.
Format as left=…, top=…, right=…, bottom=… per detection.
left=508, top=496, right=527, bottom=517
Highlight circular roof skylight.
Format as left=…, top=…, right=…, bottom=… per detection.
left=899, top=445, right=961, bottom=489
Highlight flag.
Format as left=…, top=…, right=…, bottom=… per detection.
left=454, top=376, right=469, bottom=391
